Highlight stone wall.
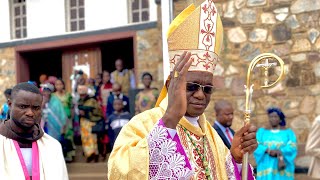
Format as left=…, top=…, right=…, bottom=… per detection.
left=0, top=47, right=16, bottom=103
left=135, top=27, right=164, bottom=90
left=173, top=0, right=320, bottom=168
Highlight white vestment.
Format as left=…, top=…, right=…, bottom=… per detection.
left=0, top=133, right=69, bottom=180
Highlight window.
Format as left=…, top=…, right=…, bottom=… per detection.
left=66, top=0, right=85, bottom=31
left=128, top=0, right=149, bottom=23
left=10, top=0, right=27, bottom=39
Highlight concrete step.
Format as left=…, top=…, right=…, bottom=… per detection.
left=67, top=144, right=110, bottom=180
left=71, top=145, right=111, bottom=163
left=67, top=162, right=107, bottom=174
left=73, top=145, right=86, bottom=163
left=67, top=162, right=107, bottom=180
left=295, top=174, right=314, bottom=180
left=69, top=173, right=107, bottom=180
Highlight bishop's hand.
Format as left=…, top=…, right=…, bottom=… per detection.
left=230, top=123, right=258, bottom=163
left=162, top=51, right=193, bottom=129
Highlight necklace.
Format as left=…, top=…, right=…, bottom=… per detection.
left=180, top=125, right=211, bottom=180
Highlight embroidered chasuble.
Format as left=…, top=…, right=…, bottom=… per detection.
left=176, top=121, right=228, bottom=179
left=108, top=96, right=254, bottom=179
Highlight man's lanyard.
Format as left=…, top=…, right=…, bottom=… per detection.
left=13, top=140, right=40, bottom=180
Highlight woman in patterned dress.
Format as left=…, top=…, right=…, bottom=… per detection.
left=254, top=107, right=297, bottom=180
left=78, top=85, right=103, bottom=162
left=100, top=71, right=113, bottom=118
left=53, top=79, right=76, bottom=162
left=135, top=72, right=159, bottom=115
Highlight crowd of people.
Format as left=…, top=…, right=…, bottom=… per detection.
left=0, top=0, right=319, bottom=179
left=0, top=80, right=317, bottom=179
left=0, top=66, right=317, bottom=179
left=0, top=59, right=159, bottom=164
left=0, top=65, right=317, bottom=179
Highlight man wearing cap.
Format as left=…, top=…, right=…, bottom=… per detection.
left=108, top=0, right=257, bottom=179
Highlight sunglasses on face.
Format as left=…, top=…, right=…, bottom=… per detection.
left=186, top=82, right=214, bottom=94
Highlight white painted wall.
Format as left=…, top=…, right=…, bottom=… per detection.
left=27, top=0, right=66, bottom=38
left=149, top=0, right=158, bottom=22
left=0, top=0, right=158, bottom=43
left=0, top=0, right=11, bottom=42
left=85, top=0, right=158, bottom=30
left=161, top=0, right=171, bottom=81
left=85, top=0, right=128, bottom=31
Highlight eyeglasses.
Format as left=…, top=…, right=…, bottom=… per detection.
left=186, top=82, right=214, bottom=94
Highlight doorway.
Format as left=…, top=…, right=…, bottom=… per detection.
left=100, top=38, right=134, bottom=73
left=21, top=49, right=63, bottom=85
left=15, top=31, right=136, bottom=89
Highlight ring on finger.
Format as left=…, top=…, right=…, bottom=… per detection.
left=174, top=71, right=179, bottom=78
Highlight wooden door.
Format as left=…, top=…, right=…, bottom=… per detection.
left=62, top=47, right=102, bottom=92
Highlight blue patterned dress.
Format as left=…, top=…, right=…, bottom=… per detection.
left=254, top=128, right=297, bottom=180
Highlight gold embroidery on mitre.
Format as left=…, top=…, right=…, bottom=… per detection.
left=169, top=50, right=218, bottom=73
left=167, top=0, right=223, bottom=74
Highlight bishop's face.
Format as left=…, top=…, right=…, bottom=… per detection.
left=185, top=71, right=213, bottom=117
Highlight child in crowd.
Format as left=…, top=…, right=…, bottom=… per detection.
left=107, top=99, right=131, bottom=148
left=0, top=88, right=11, bottom=120
left=100, top=71, right=113, bottom=118
left=106, top=83, right=130, bottom=117
left=87, top=78, right=96, bottom=97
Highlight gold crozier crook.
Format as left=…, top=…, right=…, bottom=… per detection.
left=241, top=53, right=285, bottom=179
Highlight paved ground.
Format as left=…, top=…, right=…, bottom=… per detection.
left=296, top=174, right=315, bottom=180
left=67, top=164, right=311, bottom=180
left=67, top=161, right=310, bottom=180
left=67, top=145, right=108, bottom=180
left=67, top=146, right=311, bottom=180
left=67, top=162, right=107, bottom=180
